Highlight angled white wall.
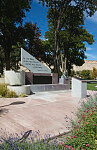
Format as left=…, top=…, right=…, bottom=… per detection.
left=21, top=48, right=51, bottom=74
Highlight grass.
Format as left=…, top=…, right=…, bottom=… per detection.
left=0, top=94, right=97, bottom=150
left=70, top=81, right=97, bottom=91
left=87, top=83, right=97, bottom=91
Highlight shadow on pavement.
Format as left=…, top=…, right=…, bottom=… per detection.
left=0, top=101, right=25, bottom=108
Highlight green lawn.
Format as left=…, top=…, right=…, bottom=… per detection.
left=87, top=83, right=97, bottom=91
left=71, top=82, right=97, bottom=91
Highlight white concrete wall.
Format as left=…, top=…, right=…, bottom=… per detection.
left=5, top=70, right=25, bottom=85
left=7, top=85, right=30, bottom=95
left=72, top=77, right=87, bottom=98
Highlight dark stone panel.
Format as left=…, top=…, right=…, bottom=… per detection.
left=25, top=72, right=33, bottom=85
left=33, top=76, right=52, bottom=84
left=52, top=73, right=58, bottom=84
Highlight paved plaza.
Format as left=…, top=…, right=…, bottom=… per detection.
left=0, top=90, right=96, bottom=139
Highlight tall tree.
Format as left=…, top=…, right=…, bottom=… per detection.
left=39, top=0, right=97, bottom=75
left=0, top=0, right=32, bottom=70
left=0, top=46, right=5, bottom=74
left=9, top=22, right=45, bottom=70
left=23, top=22, right=45, bottom=61
left=42, top=39, right=54, bottom=68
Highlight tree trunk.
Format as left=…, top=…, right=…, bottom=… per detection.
left=1, top=58, right=4, bottom=74
left=54, top=18, right=60, bottom=80
left=54, top=30, right=58, bottom=73
left=5, top=50, right=10, bottom=70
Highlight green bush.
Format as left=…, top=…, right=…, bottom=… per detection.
left=0, top=84, right=17, bottom=98
left=0, top=84, right=8, bottom=97
left=91, top=67, right=97, bottom=79
left=77, top=70, right=91, bottom=79
left=6, top=91, right=17, bottom=98
left=19, top=93, right=28, bottom=97
left=70, top=70, right=75, bottom=77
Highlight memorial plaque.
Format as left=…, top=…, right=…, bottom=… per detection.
left=21, top=48, right=51, bottom=74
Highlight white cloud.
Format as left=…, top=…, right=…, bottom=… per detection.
left=87, top=11, right=97, bottom=23
left=85, top=53, right=96, bottom=59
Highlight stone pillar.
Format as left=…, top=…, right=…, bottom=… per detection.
left=52, top=73, right=58, bottom=84
left=64, top=78, right=70, bottom=89
left=72, top=77, right=87, bottom=98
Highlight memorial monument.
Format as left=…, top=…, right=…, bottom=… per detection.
left=4, top=48, right=70, bottom=95
left=21, top=48, right=53, bottom=84
left=21, top=48, right=51, bottom=74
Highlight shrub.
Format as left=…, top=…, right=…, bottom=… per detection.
left=0, top=84, right=17, bottom=98
left=0, top=132, right=63, bottom=150
left=91, top=67, right=97, bottom=79
left=19, top=93, right=28, bottom=97
left=0, top=84, right=8, bottom=97
left=6, top=91, right=17, bottom=98
left=70, top=70, right=75, bottom=77
left=77, top=70, right=91, bottom=79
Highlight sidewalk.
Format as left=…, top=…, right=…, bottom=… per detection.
left=0, top=90, right=96, bottom=139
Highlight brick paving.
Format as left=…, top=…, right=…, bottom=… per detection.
left=0, top=90, right=96, bottom=139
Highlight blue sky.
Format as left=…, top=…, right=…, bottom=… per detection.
left=23, top=0, right=97, bottom=61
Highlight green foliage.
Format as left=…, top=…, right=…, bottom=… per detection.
left=69, top=70, right=75, bottom=77
left=23, top=22, right=45, bottom=61
left=42, top=40, right=54, bottom=68
left=76, top=68, right=97, bottom=80
left=91, top=67, right=97, bottom=79
left=87, top=83, right=97, bottom=91
left=39, top=0, right=96, bottom=74
left=0, top=0, right=32, bottom=70
left=0, top=134, right=63, bottom=150
left=6, top=91, right=17, bottom=98
left=78, top=70, right=91, bottom=79
left=0, top=84, right=17, bottom=98
left=0, top=84, right=8, bottom=97
left=19, top=93, right=28, bottom=97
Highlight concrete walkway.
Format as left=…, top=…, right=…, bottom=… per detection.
left=0, top=90, right=96, bottom=139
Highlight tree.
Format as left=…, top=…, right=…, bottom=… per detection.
left=0, top=0, right=32, bottom=70
left=0, top=46, right=5, bottom=74
left=44, top=5, right=94, bottom=75
left=91, top=67, right=97, bottom=79
left=39, top=0, right=97, bottom=75
left=9, top=22, right=46, bottom=70
left=42, top=39, right=53, bottom=68
left=23, top=22, right=45, bottom=61
left=59, top=5, right=94, bottom=74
